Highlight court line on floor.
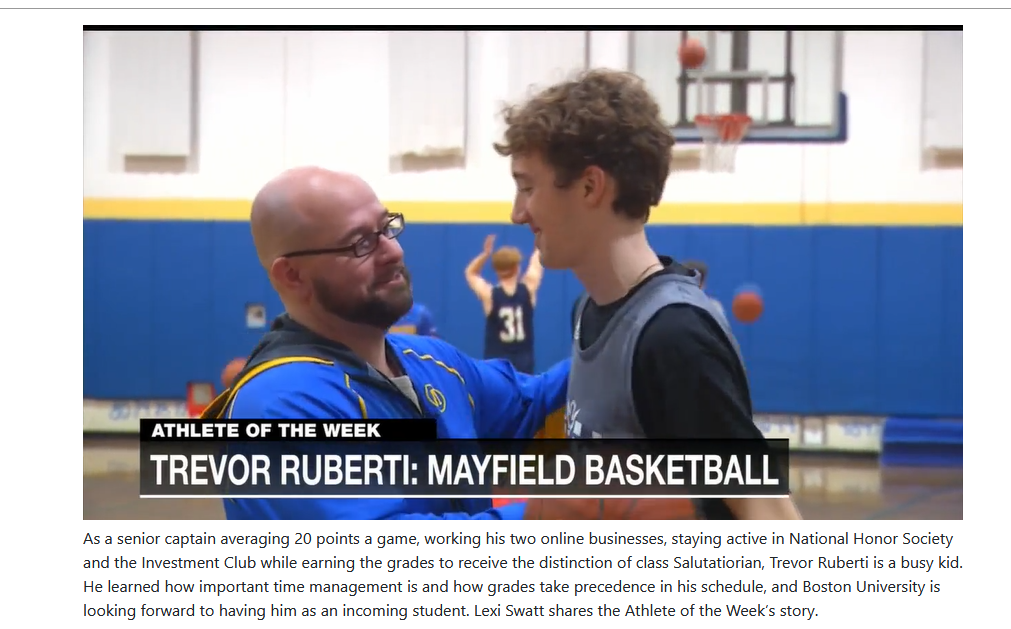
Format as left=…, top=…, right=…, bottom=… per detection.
left=863, top=487, right=962, bottom=520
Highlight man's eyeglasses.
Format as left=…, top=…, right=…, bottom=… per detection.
left=281, top=213, right=405, bottom=259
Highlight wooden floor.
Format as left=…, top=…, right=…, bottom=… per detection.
left=83, top=437, right=962, bottom=520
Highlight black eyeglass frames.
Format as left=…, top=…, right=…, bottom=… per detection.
left=281, top=213, right=405, bottom=259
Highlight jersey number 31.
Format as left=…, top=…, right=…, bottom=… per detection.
left=498, top=306, right=526, bottom=343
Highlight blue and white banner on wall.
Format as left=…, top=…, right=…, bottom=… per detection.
left=83, top=399, right=189, bottom=433
left=754, top=414, right=884, bottom=454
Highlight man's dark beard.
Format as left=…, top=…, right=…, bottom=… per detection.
left=314, top=275, right=413, bottom=330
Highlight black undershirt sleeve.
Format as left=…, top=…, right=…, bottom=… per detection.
left=631, top=305, right=761, bottom=441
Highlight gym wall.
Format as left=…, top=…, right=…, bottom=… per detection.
left=83, top=31, right=962, bottom=419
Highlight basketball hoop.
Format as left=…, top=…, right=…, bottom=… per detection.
left=694, top=113, right=751, bottom=173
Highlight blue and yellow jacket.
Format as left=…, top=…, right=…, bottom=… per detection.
left=200, top=315, right=568, bottom=520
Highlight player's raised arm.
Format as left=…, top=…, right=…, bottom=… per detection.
left=464, top=234, right=496, bottom=315
left=521, top=248, right=544, bottom=306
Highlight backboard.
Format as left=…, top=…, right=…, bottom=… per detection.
left=630, top=30, right=847, bottom=144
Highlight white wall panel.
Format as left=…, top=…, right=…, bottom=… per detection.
left=464, top=31, right=510, bottom=177
left=285, top=31, right=391, bottom=175
left=507, top=31, right=587, bottom=102
left=84, top=31, right=112, bottom=189
left=588, top=31, right=629, bottom=70
left=197, top=31, right=286, bottom=195
left=388, top=31, right=467, bottom=159
left=108, top=31, right=193, bottom=157
left=922, top=30, right=963, bottom=149
left=629, top=30, right=681, bottom=126
left=829, top=31, right=960, bottom=203
left=84, top=30, right=961, bottom=204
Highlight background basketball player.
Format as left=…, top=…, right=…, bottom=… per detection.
left=682, top=259, right=726, bottom=319
left=465, top=234, right=542, bottom=373
left=390, top=268, right=438, bottom=336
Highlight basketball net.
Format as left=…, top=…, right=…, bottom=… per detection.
left=694, top=114, right=751, bottom=173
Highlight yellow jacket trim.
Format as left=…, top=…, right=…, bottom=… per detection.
left=402, top=348, right=475, bottom=408
left=344, top=373, right=368, bottom=419
left=199, top=356, right=333, bottom=420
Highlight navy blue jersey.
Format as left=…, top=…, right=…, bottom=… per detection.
left=484, top=284, right=535, bottom=372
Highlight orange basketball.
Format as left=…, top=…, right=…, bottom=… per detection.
left=678, top=38, right=707, bottom=70
left=221, top=358, right=246, bottom=389
left=524, top=498, right=697, bottom=520
left=732, top=290, right=764, bottom=324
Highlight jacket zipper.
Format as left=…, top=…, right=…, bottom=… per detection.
left=350, top=372, right=425, bottom=418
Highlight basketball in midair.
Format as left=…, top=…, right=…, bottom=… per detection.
left=732, top=286, right=764, bottom=324
left=221, top=358, right=246, bottom=389
left=678, top=38, right=707, bottom=70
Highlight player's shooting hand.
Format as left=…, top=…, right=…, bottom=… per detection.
left=484, top=234, right=496, bottom=255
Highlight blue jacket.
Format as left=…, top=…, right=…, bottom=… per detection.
left=202, top=315, right=568, bottom=520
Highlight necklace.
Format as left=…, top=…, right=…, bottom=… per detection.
left=631, top=261, right=664, bottom=287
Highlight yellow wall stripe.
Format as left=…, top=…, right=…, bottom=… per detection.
left=83, top=198, right=962, bottom=227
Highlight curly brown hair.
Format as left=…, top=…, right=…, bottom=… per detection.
left=493, top=69, right=675, bottom=222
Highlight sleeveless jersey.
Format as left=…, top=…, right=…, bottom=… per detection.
left=567, top=271, right=744, bottom=439
left=566, top=271, right=746, bottom=518
left=483, top=283, right=535, bottom=372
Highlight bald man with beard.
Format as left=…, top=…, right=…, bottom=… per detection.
left=199, top=167, right=569, bottom=521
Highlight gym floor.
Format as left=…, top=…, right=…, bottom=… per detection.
left=83, top=436, right=962, bottom=520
